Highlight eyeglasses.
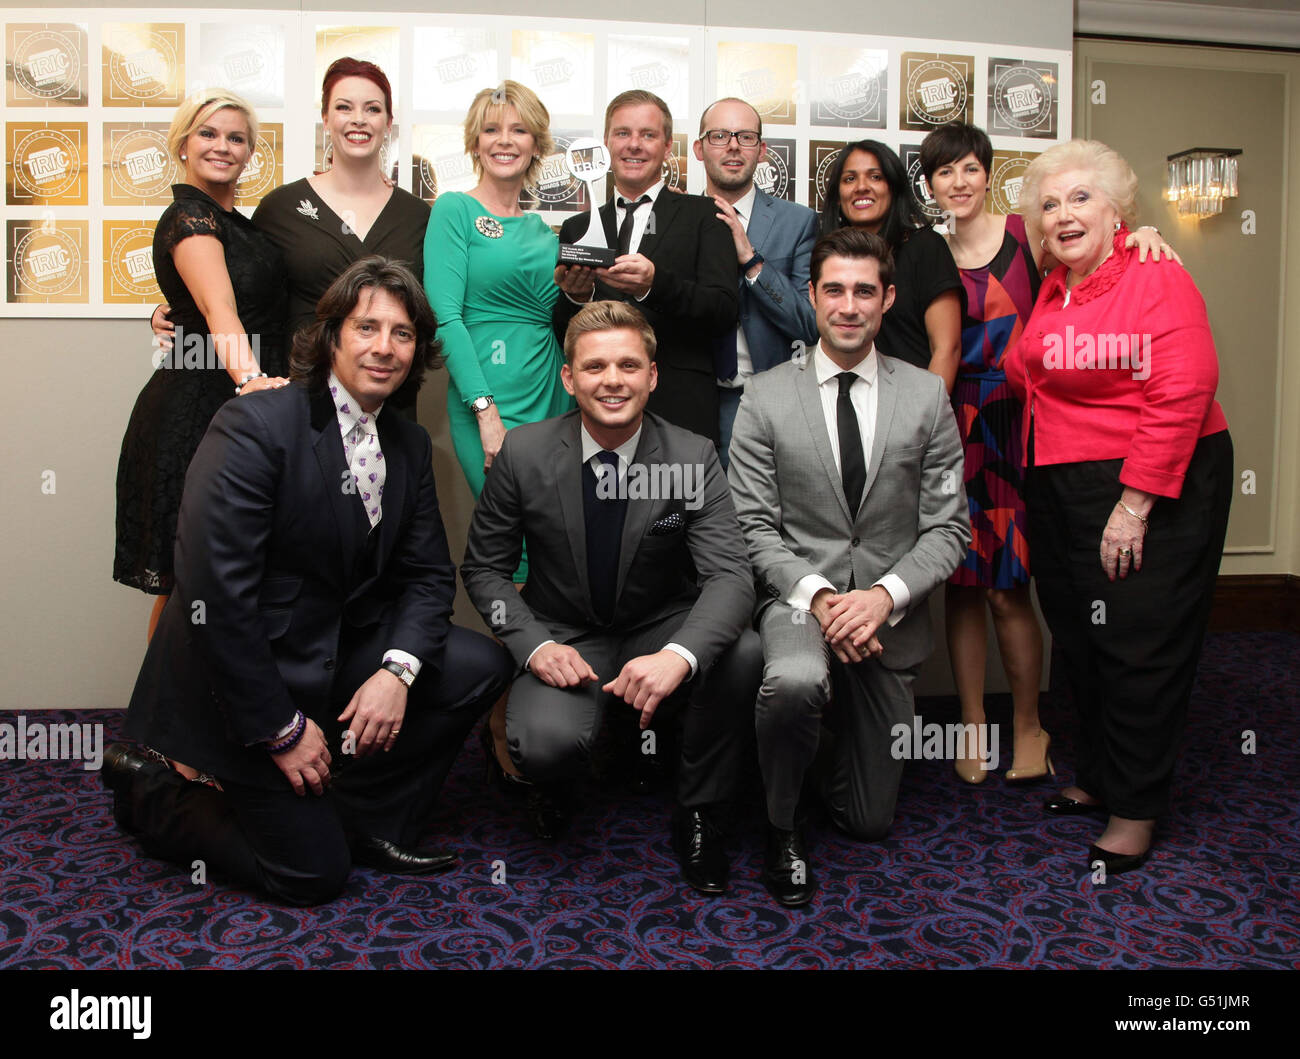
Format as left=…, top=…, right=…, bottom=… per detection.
left=703, top=129, right=761, bottom=148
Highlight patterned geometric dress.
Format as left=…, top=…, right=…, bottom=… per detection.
left=948, top=212, right=1040, bottom=588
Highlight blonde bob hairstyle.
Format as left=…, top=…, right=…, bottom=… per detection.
left=1019, top=139, right=1139, bottom=229
left=463, top=81, right=554, bottom=187
left=166, top=89, right=259, bottom=165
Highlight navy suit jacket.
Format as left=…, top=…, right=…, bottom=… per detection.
left=734, top=189, right=820, bottom=375
left=125, top=382, right=457, bottom=788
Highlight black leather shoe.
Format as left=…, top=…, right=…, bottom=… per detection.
left=763, top=824, right=817, bottom=907
left=351, top=836, right=457, bottom=875
left=523, top=786, right=568, bottom=840
left=672, top=808, right=728, bottom=894
left=1045, top=793, right=1108, bottom=816
left=1087, top=843, right=1150, bottom=876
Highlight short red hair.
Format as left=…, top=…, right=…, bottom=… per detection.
left=320, top=57, right=392, bottom=118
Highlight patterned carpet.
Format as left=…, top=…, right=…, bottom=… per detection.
left=1, top=631, right=1296, bottom=969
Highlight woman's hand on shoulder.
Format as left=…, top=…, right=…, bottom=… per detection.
left=1126, top=227, right=1182, bottom=266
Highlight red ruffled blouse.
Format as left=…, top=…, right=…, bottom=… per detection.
left=1005, top=225, right=1229, bottom=498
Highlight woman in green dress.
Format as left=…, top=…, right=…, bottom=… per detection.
left=423, top=81, right=571, bottom=516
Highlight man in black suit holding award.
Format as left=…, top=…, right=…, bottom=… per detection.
left=462, top=301, right=759, bottom=894
left=103, top=259, right=513, bottom=906
left=553, top=90, right=738, bottom=446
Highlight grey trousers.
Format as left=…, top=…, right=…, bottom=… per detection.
left=756, top=602, right=917, bottom=836
left=506, top=607, right=762, bottom=808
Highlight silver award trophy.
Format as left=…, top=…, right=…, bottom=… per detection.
left=557, top=136, right=618, bottom=268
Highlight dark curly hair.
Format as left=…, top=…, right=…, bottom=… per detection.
left=289, top=256, right=442, bottom=405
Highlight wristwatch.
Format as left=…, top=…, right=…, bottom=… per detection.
left=382, top=660, right=415, bottom=688
left=467, top=395, right=494, bottom=414
left=740, top=251, right=764, bottom=273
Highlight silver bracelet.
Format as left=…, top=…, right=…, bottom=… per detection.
left=234, top=371, right=267, bottom=395
left=1137, top=225, right=1161, bottom=235
left=1116, top=500, right=1149, bottom=527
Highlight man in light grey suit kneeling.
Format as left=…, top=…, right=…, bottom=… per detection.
left=728, top=227, right=971, bottom=907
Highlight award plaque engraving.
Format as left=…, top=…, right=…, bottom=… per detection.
left=557, top=136, right=617, bottom=268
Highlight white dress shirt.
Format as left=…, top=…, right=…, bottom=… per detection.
left=523, top=421, right=699, bottom=676
left=612, top=178, right=665, bottom=257
left=787, top=346, right=911, bottom=625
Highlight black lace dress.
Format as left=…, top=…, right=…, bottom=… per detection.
left=113, top=184, right=287, bottom=593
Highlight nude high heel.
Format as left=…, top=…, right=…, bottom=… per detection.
left=1005, top=730, right=1054, bottom=784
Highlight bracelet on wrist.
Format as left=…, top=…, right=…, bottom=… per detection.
left=267, top=711, right=306, bottom=754
left=1116, top=500, right=1150, bottom=527
left=235, top=371, right=268, bottom=395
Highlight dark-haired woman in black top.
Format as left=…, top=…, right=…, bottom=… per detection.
left=819, top=140, right=961, bottom=391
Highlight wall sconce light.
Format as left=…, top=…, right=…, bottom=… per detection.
left=1165, top=148, right=1241, bottom=220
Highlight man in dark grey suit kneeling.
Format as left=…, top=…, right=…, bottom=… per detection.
left=462, top=301, right=759, bottom=895
left=728, top=228, right=971, bottom=907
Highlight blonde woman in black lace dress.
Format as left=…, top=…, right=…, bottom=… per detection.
left=114, top=90, right=288, bottom=641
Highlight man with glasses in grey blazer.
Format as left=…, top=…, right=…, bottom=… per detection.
left=728, top=227, right=970, bottom=907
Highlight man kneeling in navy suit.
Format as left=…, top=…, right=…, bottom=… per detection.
left=104, top=258, right=513, bottom=905
left=462, top=301, right=760, bottom=894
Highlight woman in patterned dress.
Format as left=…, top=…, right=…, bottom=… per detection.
left=920, top=122, right=1176, bottom=785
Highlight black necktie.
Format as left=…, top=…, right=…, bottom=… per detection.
left=581, top=450, right=627, bottom=622
left=837, top=372, right=866, bottom=514
left=616, top=196, right=650, bottom=255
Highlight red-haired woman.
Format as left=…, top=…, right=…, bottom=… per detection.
left=154, top=58, right=430, bottom=411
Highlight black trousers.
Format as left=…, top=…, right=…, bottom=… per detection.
left=506, top=608, right=762, bottom=808
left=1026, top=430, right=1232, bottom=818
left=125, top=626, right=512, bottom=905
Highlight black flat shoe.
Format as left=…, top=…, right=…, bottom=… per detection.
left=351, top=835, right=457, bottom=875
left=1087, top=843, right=1150, bottom=876
left=1044, top=793, right=1108, bottom=816
left=671, top=807, right=728, bottom=895
left=763, top=824, right=817, bottom=907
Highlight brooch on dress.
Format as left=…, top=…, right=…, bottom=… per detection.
left=474, top=216, right=504, bottom=239
left=297, top=200, right=319, bottom=221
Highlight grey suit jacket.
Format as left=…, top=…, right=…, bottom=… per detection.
left=737, top=189, right=820, bottom=373
left=462, top=410, right=754, bottom=672
left=727, top=349, right=971, bottom=670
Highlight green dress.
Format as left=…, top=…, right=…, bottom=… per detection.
left=423, top=191, right=572, bottom=581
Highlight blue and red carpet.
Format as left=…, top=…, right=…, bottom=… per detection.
left=1, top=631, right=1295, bottom=969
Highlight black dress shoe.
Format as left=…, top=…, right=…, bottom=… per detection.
left=1087, top=844, right=1150, bottom=876
left=763, top=824, right=817, bottom=907
left=1044, top=793, right=1108, bottom=816
left=351, top=836, right=457, bottom=875
left=523, top=786, right=568, bottom=840
left=671, top=808, right=728, bottom=895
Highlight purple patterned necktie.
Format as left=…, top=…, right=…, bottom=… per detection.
left=346, top=414, right=385, bottom=528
